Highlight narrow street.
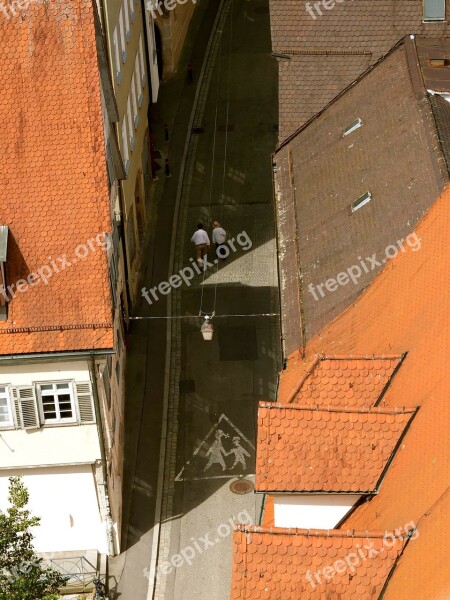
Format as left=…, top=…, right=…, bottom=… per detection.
left=110, top=1, right=279, bottom=598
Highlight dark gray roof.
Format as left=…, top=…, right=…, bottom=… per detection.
left=274, top=37, right=450, bottom=356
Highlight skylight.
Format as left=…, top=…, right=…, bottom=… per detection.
left=351, top=192, right=372, bottom=213
left=343, top=118, right=362, bottom=137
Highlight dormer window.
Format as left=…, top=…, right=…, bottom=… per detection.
left=0, top=226, right=8, bottom=321
left=423, top=0, right=445, bottom=22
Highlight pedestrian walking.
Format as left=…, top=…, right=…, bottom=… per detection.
left=212, top=220, right=227, bottom=260
left=191, top=223, right=210, bottom=268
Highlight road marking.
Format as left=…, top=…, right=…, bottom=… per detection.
left=175, top=414, right=255, bottom=482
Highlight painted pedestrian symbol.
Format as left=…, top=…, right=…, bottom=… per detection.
left=228, top=436, right=250, bottom=469
left=204, top=430, right=229, bottom=472
left=175, top=414, right=255, bottom=482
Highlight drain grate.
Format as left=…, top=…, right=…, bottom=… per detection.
left=230, top=479, right=254, bottom=495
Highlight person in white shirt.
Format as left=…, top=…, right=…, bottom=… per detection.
left=191, top=223, right=210, bottom=267
left=212, top=221, right=227, bottom=261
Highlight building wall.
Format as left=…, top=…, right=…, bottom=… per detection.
left=273, top=494, right=361, bottom=529
left=0, top=358, right=117, bottom=555
left=0, top=465, right=108, bottom=554
left=152, top=0, right=196, bottom=78
left=102, top=0, right=151, bottom=302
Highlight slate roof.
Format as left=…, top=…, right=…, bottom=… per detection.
left=270, top=0, right=450, bottom=141
left=275, top=183, right=450, bottom=598
left=274, top=36, right=450, bottom=354
left=256, top=403, right=416, bottom=493
left=0, top=0, right=113, bottom=355
left=230, top=526, right=408, bottom=599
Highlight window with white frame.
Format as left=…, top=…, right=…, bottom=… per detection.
left=0, top=386, right=13, bottom=427
left=121, top=117, right=130, bottom=172
left=113, top=27, right=122, bottom=83
left=119, top=8, right=127, bottom=62
left=38, top=382, right=76, bottom=424
left=131, top=73, right=138, bottom=128
left=139, top=36, right=146, bottom=86
left=124, top=0, right=131, bottom=41
left=423, top=0, right=445, bottom=21
left=127, top=96, right=134, bottom=151
left=135, top=58, right=143, bottom=107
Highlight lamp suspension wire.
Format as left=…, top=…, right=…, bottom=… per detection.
left=213, top=0, right=234, bottom=317
left=198, top=22, right=223, bottom=318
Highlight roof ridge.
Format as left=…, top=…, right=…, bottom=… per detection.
left=234, top=525, right=407, bottom=538
left=259, top=401, right=417, bottom=415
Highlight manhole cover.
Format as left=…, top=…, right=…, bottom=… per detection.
left=230, top=479, right=254, bottom=495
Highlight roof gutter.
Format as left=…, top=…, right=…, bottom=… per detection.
left=0, top=349, right=114, bottom=364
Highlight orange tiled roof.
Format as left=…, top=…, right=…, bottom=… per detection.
left=230, top=526, right=407, bottom=600
left=277, top=184, right=450, bottom=597
left=284, top=356, right=403, bottom=407
left=0, top=0, right=113, bottom=355
left=256, top=403, right=416, bottom=493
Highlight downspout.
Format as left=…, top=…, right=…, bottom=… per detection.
left=89, top=354, right=115, bottom=557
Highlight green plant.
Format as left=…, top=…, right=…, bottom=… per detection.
left=0, top=476, right=68, bottom=600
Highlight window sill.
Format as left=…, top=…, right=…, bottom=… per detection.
left=41, top=420, right=78, bottom=427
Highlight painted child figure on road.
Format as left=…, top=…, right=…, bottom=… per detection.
left=228, top=436, right=250, bottom=469
left=204, top=429, right=229, bottom=472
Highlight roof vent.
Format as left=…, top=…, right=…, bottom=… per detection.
left=351, top=192, right=372, bottom=214
left=343, top=118, right=363, bottom=137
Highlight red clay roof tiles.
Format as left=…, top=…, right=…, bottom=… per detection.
left=277, top=184, right=450, bottom=596
left=256, top=403, right=416, bottom=493
left=0, top=0, right=113, bottom=354
left=287, top=356, right=402, bottom=408
left=230, top=526, right=407, bottom=599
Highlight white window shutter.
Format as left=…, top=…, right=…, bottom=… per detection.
left=12, top=386, right=40, bottom=429
left=76, top=382, right=96, bottom=424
